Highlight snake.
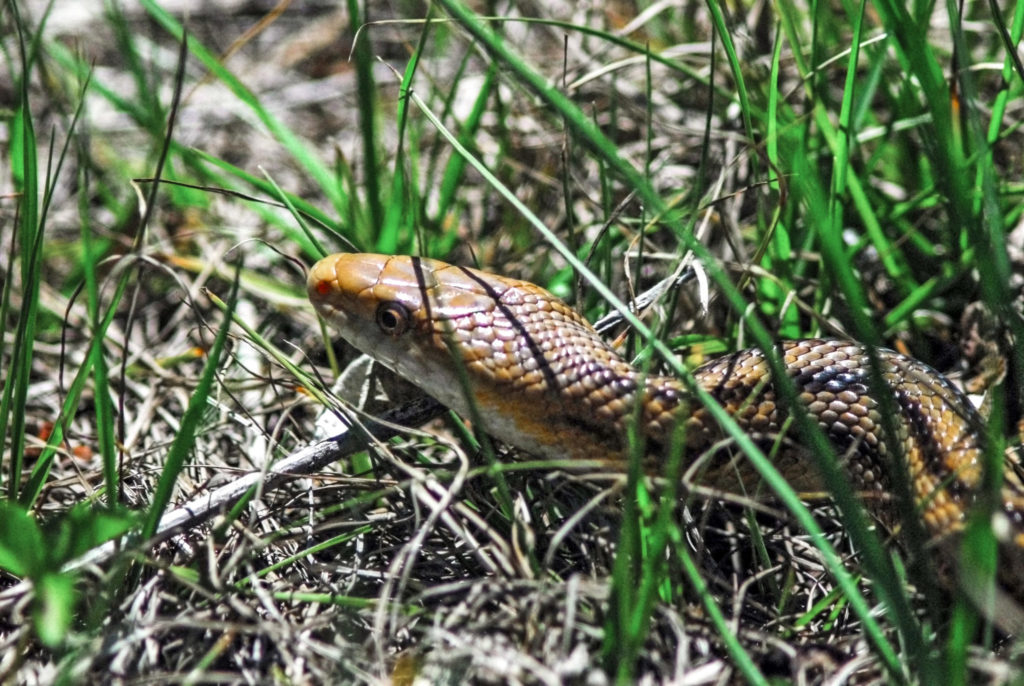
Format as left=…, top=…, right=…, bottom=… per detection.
left=306, top=252, right=1024, bottom=596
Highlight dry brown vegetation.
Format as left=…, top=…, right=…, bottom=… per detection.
left=2, top=0, right=1024, bottom=683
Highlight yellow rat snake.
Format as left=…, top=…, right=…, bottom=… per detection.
left=307, top=252, right=1024, bottom=602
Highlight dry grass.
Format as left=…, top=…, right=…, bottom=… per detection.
left=2, top=0, right=1024, bottom=683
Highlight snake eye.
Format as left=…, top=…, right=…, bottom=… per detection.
left=375, top=302, right=410, bottom=336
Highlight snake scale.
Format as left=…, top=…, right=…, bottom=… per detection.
left=307, top=252, right=1024, bottom=601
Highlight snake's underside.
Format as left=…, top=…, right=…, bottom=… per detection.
left=307, top=252, right=1024, bottom=603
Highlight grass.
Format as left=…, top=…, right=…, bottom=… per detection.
left=2, top=0, right=1024, bottom=682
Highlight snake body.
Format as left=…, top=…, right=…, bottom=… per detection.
left=307, top=252, right=1024, bottom=575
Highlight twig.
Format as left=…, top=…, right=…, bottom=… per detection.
left=73, top=396, right=445, bottom=573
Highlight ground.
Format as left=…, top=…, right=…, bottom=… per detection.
left=2, top=0, right=1024, bottom=683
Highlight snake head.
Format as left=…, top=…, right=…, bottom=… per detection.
left=306, top=252, right=632, bottom=461
left=307, top=252, right=515, bottom=342
left=307, top=252, right=525, bottom=412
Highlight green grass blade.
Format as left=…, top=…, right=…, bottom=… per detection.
left=137, top=0, right=349, bottom=219
left=80, top=164, right=120, bottom=509
left=870, top=0, right=971, bottom=232
left=347, top=0, right=384, bottom=235
left=407, top=77, right=905, bottom=676
left=2, top=14, right=41, bottom=500
left=375, top=13, right=428, bottom=255
left=141, top=266, right=239, bottom=540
